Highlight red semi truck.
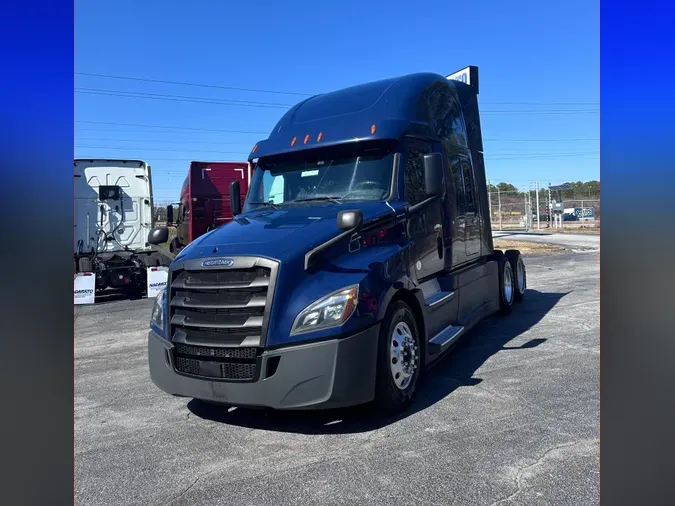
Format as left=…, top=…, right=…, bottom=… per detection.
left=166, top=161, right=252, bottom=253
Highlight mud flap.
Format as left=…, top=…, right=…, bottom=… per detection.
left=74, top=273, right=96, bottom=305
left=146, top=266, right=169, bottom=298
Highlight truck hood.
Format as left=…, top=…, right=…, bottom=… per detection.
left=180, top=201, right=395, bottom=263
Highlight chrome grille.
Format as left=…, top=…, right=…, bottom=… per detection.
left=167, top=256, right=278, bottom=381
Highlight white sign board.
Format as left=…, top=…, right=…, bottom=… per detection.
left=146, top=267, right=169, bottom=298
left=74, top=273, right=96, bottom=305
left=445, top=66, right=479, bottom=93
left=446, top=68, right=471, bottom=85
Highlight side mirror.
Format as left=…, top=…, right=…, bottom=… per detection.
left=423, top=153, right=444, bottom=197
left=230, top=180, right=242, bottom=216
left=337, top=209, right=363, bottom=231
left=148, top=227, right=169, bottom=245
left=166, top=204, right=174, bottom=225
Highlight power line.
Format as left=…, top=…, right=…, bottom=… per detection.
left=76, top=143, right=597, bottom=157
left=76, top=86, right=598, bottom=113
left=486, top=152, right=599, bottom=160
left=75, top=72, right=314, bottom=97
left=75, top=72, right=599, bottom=106
left=74, top=137, right=597, bottom=151
left=76, top=137, right=249, bottom=145
left=484, top=138, right=598, bottom=142
left=75, top=151, right=599, bottom=163
left=75, top=120, right=267, bottom=135
left=76, top=88, right=293, bottom=109
left=76, top=145, right=249, bottom=155
left=76, top=121, right=598, bottom=143
left=480, top=110, right=598, bottom=115
left=483, top=101, right=598, bottom=106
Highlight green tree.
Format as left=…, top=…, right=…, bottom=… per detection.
left=496, top=182, right=519, bottom=193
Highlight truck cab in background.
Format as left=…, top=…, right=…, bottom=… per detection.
left=74, top=158, right=171, bottom=303
left=147, top=67, right=528, bottom=413
left=167, top=161, right=251, bottom=253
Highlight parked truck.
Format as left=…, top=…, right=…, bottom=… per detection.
left=146, top=67, right=527, bottom=412
left=166, top=161, right=251, bottom=254
left=74, top=158, right=171, bottom=301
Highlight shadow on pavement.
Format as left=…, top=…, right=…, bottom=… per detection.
left=187, top=288, right=568, bottom=434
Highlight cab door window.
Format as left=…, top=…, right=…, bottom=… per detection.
left=403, top=140, right=432, bottom=205
left=460, top=159, right=476, bottom=214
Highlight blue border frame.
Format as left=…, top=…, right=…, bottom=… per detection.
left=1, top=2, right=74, bottom=504
left=600, top=1, right=674, bottom=504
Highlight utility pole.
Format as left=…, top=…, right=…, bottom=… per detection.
left=497, top=186, right=502, bottom=231
left=488, top=179, right=493, bottom=223
left=535, top=181, right=541, bottom=230
left=528, top=186, right=532, bottom=229
left=524, top=186, right=530, bottom=231
left=547, top=184, right=552, bottom=228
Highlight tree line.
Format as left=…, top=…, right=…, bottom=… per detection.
left=489, top=180, right=600, bottom=200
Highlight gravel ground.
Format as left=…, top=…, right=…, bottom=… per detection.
left=492, top=232, right=599, bottom=252
left=75, top=250, right=599, bottom=506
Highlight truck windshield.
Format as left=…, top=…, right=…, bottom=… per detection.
left=248, top=152, right=394, bottom=206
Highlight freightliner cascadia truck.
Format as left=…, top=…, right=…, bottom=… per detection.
left=146, top=67, right=527, bottom=412
left=165, top=161, right=251, bottom=254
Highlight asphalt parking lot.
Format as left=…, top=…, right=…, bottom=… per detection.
left=75, top=250, right=599, bottom=506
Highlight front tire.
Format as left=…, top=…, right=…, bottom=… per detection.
left=374, top=301, right=422, bottom=413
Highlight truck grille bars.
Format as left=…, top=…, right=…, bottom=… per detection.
left=167, top=257, right=279, bottom=381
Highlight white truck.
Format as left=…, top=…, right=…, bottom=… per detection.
left=74, top=158, right=171, bottom=304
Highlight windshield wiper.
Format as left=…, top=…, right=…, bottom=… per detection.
left=248, top=201, right=281, bottom=209
left=294, top=196, right=343, bottom=204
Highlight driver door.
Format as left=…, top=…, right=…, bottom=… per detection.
left=403, top=137, right=445, bottom=282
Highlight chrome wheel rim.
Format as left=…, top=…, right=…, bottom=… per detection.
left=390, top=322, right=418, bottom=390
left=516, top=258, right=525, bottom=293
left=504, top=262, right=514, bottom=304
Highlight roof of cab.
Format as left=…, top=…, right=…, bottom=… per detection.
left=74, top=158, right=147, bottom=165
left=249, top=72, right=467, bottom=160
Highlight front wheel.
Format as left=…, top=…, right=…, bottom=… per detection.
left=374, top=300, right=422, bottom=413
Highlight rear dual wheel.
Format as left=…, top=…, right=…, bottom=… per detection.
left=497, top=252, right=515, bottom=315
left=495, top=249, right=526, bottom=314
left=505, top=250, right=526, bottom=302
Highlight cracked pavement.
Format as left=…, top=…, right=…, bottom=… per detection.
left=75, top=250, right=599, bottom=505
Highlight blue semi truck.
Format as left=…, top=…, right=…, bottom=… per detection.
left=147, top=67, right=527, bottom=412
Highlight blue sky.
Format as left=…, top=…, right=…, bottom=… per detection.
left=75, top=0, right=599, bottom=202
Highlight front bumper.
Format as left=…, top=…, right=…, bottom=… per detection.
left=148, top=324, right=380, bottom=410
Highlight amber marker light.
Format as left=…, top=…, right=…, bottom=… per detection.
left=317, top=132, right=324, bottom=142
left=304, top=134, right=310, bottom=144
left=371, top=124, right=377, bottom=134
left=291, top=136, right=297, bottom=146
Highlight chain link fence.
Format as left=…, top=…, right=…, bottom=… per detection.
left=154, top=185, right=600, bottom=233
left=489, top=183, right=600, bottom=232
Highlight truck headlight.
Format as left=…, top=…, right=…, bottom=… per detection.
left=290, top=285, right=359, bottom=336
left=150, top=288, right=166, bottom=331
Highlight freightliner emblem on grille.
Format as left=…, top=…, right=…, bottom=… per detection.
left=201, top=258, right=235, bottom=267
